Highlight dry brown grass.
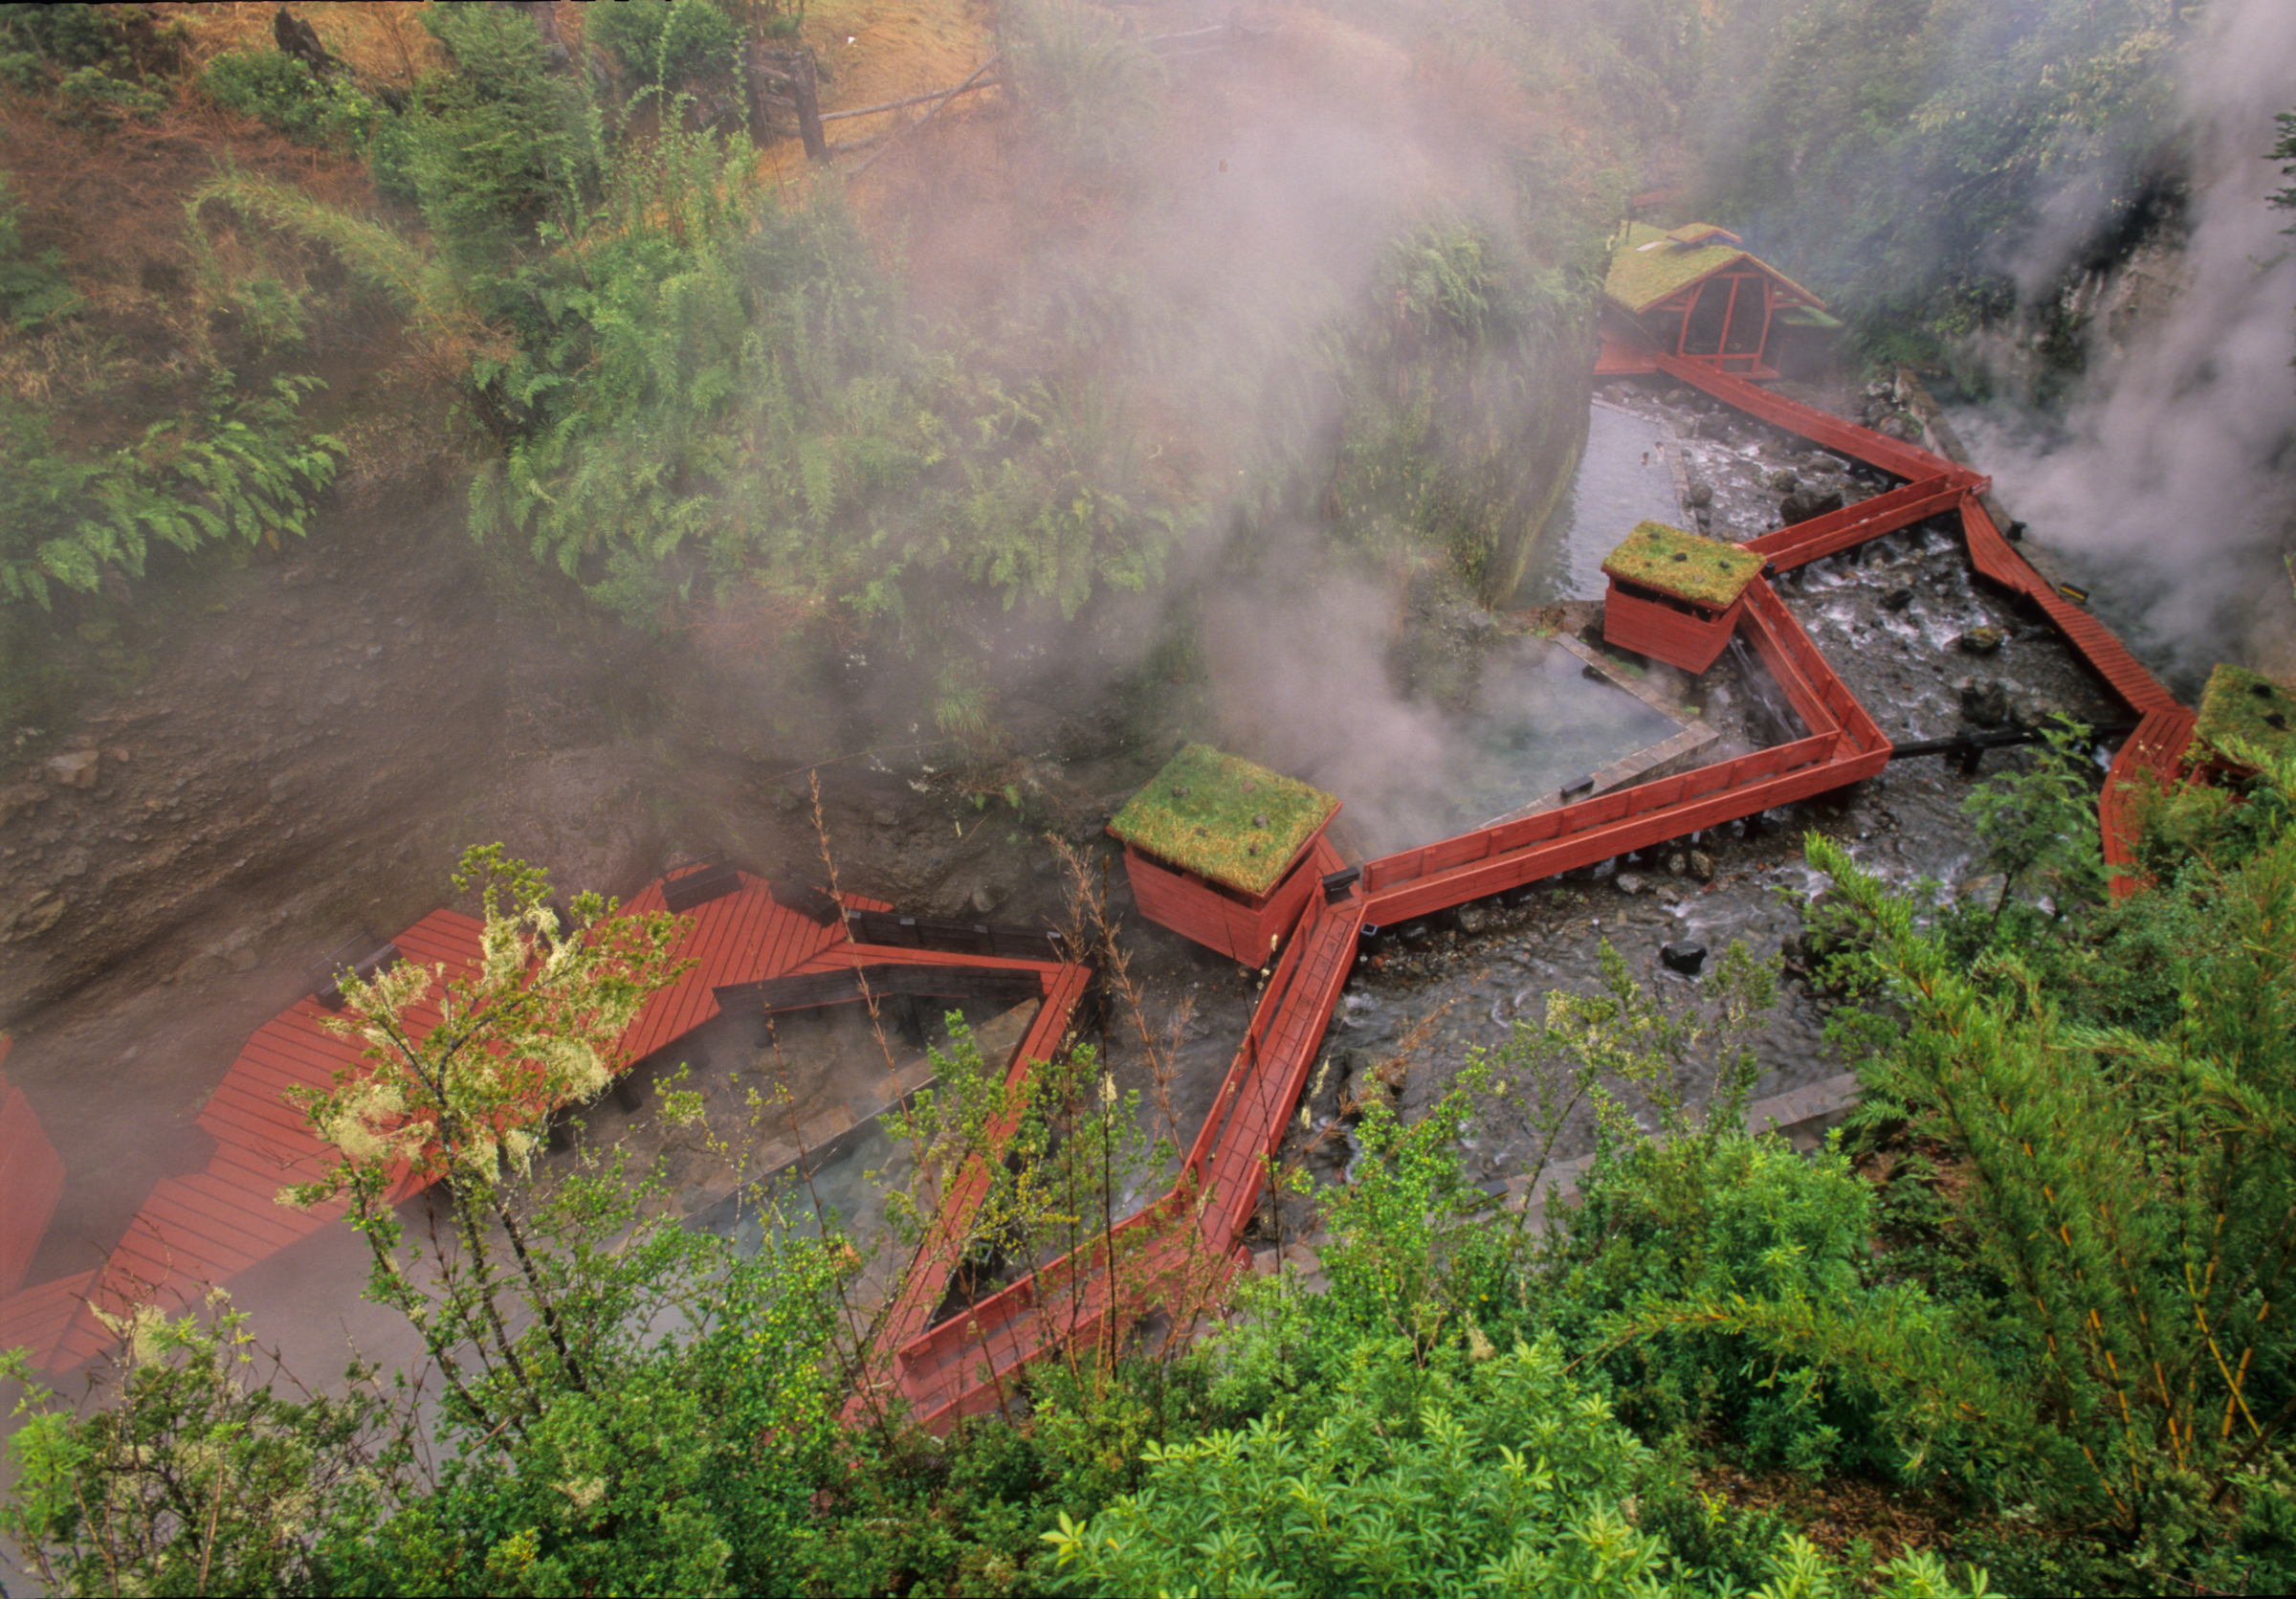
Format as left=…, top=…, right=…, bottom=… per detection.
left=156, top=1, right=453, bottom=87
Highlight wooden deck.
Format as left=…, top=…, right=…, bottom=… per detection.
left=0, top=1037, right=64, bottom=1299
left=0, top=873, right=904, bottom=1373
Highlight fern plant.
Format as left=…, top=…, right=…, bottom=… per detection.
left=0, top=377, right=342, bottom=608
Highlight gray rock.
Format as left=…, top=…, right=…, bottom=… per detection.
left=1665, top=851, right=1688, bottom=877
left=1957, top=626, right=2006, bottom=655
left=1687, top=479, right=1715, bottom=508
left=1614, top=873, right=1650, bottom=897
left=1958, top=678, right=2010, bottom=728
left=1694, top=413, right=1733, bottom=442
left=1879, top=588, right=1914, bottom=613
left=1767, top=468, right=1800, bottom=494
left=1454, top=901, right=1489, bottom=936
left=1780, top=488, right=1846, bottom=525
left=2012, top=698, right=2074, bottom=732
left=1661, top=941, right=1708, bottom=974
left=872, top=805, right=899, bottom=828
left=45, top=749, right=99, bottom=788
left=970, top=883, right=1004, bottom=916
left=1689, top=849, right=1716, bottom=882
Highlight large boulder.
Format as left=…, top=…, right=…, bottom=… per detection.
left=1780, top=487, right=1846, bottom=525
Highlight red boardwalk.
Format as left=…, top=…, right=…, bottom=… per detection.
left=0, top=1037, right=64, bottom=1299
left=850, top=346, right=2195, bottom=1436
left=2, top=876, right=897, bottom=1372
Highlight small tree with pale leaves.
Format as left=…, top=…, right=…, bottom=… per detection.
left=284, top=844, right=688, bottom=1437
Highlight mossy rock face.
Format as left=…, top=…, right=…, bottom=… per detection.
left=2194, top=663, right=2296, bottom=766
left=1108, top=744, right=1338, bottom=897
left=1601, top=521, right=1764, bottom=610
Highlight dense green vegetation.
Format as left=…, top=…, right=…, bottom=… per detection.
left=0, top=0, right=1631, bottom=745
left=1689, top=0, right=2193, bottom=385
left=11, top=724, right=2296, bottom=1593
left=0, top=0, right=2235, bottom=738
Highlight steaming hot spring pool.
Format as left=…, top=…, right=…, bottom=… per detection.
left=1325, top=633, right=1694, bottom=859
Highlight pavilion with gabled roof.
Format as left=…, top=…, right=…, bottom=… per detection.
left=1598, top=222, right=1840, bottom=381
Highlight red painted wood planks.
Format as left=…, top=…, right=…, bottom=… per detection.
left=1747, top=476, right=1969, bottom=571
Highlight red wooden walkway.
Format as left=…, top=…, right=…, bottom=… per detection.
left=850, top=348, right=2197, bottom=1434
left=0, top=872, right=937, bottom=1372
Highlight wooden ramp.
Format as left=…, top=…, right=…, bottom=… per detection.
left=0, top=1037, right=64, bottom=1299
left=2, top=874, right=895, bottom=1373
left=856, top=887, right=1360, bottom=1435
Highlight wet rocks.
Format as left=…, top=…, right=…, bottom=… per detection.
left=1767, top=468, right=1800, bottom=494
left=1660, top=941, right=1708, bottom=974
left=1687, top=479, right=1715, bottom=508
left=1780, top=487, right=1846, bottom=525
left=1454, top=900, right=1490, bottom=936
left=1879, top=588, right=1914, bottom=613
left=1958, top=678, right=2011, bottom=727
left=1614, top=872, right=1650, bottom=897
left=1689, top=849, right=1716, bottom=882
left=1957, top=626, right=2006, bottom=655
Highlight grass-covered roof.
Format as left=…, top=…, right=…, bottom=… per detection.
left=1601, top=521, right=1765, bottom=609
left=1108, top=744, right=1339, bottom=897
left=2194, top=663, right=2296, bottom=766
left=1604, top=221, right=1827, bottom=316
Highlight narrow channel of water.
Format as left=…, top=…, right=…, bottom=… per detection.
left=1512, top=398, right=1685, bottom=604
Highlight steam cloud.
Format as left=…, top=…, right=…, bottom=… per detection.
left=1985, top=0, right=2296, bottom=682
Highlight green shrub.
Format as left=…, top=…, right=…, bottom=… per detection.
left=0, top=173, right=80, bottom=329
left=0, top=2, right=117, bottom=69
left=52, top=62, right=165, bottom=126
left=200, top=48, right=382, bottom=149
left=585, top=0, right=739, bottom=89
left=0, top=378, right=342, bottom=609
left=1542, top=1134, right=1918, bottom=1477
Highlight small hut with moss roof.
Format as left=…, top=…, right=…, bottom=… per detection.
left=1601, top=521, right=1766, bottom=673
left=1108, top=744, right=1341, bottom=966
left=2191, top=663, right=2296, bottom=776
left=1596, top=223, right=1840, bottom=381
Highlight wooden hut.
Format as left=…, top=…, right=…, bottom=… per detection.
left=1601, top=521, right=1766, bottom=674
left=1108, top=744, right=1339, bottom=966
left=1597, top=223, right=1840, bottom=381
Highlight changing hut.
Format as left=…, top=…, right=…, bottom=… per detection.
left=1601, top=520, right=1766, bottom=674
left=1598, top=222, right=1839, bottom=381
left=1109, top=744, right=1340, bottom=966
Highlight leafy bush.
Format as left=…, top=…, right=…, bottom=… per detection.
left=200, top=48, right=383, bottom=149
left=0, top=2, right=119, bottom=69
left=0, top=172, right=79, bottom=329
left=585, top=0, right=739, bottom=89
left=52, top=62, right=166, bottom=127
left=2, top=1299, right=407, bottom=1598
left=1543, top=1134, right=1916, bottom=1477
left=0, top=377, right=342, bottom=608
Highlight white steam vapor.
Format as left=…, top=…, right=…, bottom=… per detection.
left=1989, top=0, right=2296, bottom=678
